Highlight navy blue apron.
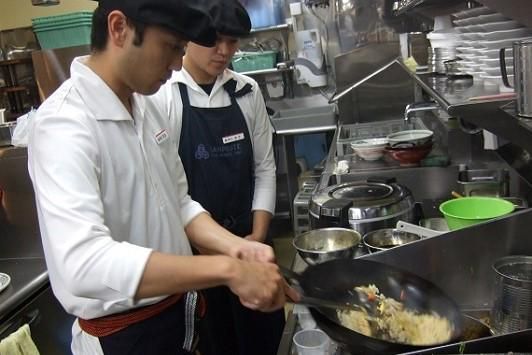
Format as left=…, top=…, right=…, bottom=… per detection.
left=178, top=80, right=285, bottom=355
left=179, top=79, right=254, bottom=235
left=99, top=296, right=194, bottom=355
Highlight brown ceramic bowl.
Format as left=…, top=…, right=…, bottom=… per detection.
left=385, top=141, right=433, bottom=166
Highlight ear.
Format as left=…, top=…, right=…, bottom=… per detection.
left=107, top=10, right=130, bottom=48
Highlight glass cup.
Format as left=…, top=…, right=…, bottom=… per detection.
left=293, top=328, right=330, bottom=355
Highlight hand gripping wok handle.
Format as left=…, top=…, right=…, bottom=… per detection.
left=278, top=265, right=304, bottom=286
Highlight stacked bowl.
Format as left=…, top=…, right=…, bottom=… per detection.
left=451, top=6, right=532, bottom=91
left=349, top=129, right=434, bottom=165
left=385, top=129, right=434, bottom=166
left=350, top=137, right=389, bottom=161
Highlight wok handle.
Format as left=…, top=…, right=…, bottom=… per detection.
left=278, top=265, right=304, bottom=285
left=297, top=295, right=367, bottom=312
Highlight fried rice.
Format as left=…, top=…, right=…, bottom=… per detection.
left=337, top=285, right=453, bottom=345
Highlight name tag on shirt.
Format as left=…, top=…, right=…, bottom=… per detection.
left=222, top=133, right=244, bottom=144
left=155, top=129, right=169, bottom=145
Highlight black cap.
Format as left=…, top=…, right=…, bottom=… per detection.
left=95, top=0, right=217, bottom=47
left=208, top=0, right=251, bottom=38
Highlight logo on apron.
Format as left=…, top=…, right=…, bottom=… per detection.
left=194, top=144, right=210, bottom=160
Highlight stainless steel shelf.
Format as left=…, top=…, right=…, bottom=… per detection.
left=395, top=61, right=532, bottom=153
left=463, top=102, right=532, bottom=154
left=397, top=61, right=513, bottom=117
left=396, top=61, right=532, bottom=146
left=250, top=23, right=290, bottom=34
left=238, top=67, right=293, bottom=76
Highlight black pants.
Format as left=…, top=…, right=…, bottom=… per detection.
left=99, top=297, right=194, bottom=355
left=198, top=286, right=285, bottom=355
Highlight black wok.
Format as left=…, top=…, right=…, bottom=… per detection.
left=287, top=258, right=463, bottom=355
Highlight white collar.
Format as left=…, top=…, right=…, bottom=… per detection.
left=169, top=68, right=241, bottom=96
left=70, top=56, right=146, bottom=122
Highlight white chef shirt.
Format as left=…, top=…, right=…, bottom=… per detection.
left=28, top=56, right=206, bottom=320
left=152, top=68, right=276, bottom=214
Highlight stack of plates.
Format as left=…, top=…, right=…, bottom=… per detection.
left=427, top=15, right=459, bottom=74
left=452, top=6, right=532, bottom=91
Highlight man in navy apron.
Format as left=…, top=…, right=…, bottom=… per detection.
left=153, top=1, right=283, bottom=354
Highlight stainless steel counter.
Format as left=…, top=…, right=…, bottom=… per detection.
left=277, top=208, right=532, bottom=354
left=0, top=258, right=48, bottom=320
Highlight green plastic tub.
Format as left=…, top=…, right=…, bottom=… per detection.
left=439, top=197, right=515, bottom=230
left=231, top=51, right=277, bottom=73
left=32, top=12, right=93, bottom=49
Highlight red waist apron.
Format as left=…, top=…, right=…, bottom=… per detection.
left=78, top=292, right=206, bottom=353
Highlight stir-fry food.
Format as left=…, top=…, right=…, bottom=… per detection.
left=337, top=285, right=453, bottom=345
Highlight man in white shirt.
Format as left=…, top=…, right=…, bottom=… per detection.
left=27, top=0, right=296, bottom=354
left=152, top=2, right=283, bottom=354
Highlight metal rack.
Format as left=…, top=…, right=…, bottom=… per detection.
left=394, top=60, right=532, bottom=154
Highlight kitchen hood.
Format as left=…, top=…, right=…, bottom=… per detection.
left=31, top=0, right=60, bottom=5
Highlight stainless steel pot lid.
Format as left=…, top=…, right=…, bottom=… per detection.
left=330, top=183, right=394, bottom=202
left=310, top=178, right=415, bottom=221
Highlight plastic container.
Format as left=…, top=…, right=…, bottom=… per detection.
left=32, top=12, right=93, bottom=49
left=293, top=305, right=316, bottom=330
left=231, top=51, right=277, bottom=72
left=31, top=11, right=93, bottom=26
left=439, top=197, right=515, bottom=230
left=293, top=329, right=330, bottom=355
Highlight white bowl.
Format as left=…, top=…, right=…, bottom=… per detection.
left=461, top=32, right=483, bottom=41
left=480, top=56, right=513, bottom=66
left=387, top=130, right=434, bottom=148
left=350, top=137, right=388, bottom=148
left=482, top=65, right=513, bottom=76
left=353, top=146, right=387, bottom=161
left=453, top=7, right=494, bottom=20
left=479, top=20, right=522, bottom=32
left=478, top=28, right=532, bottom=41
left=351, top=138, right=388, bottom=161
left=480, top=36, right=532, bottom=50
left=484, top=48, right=503, bottom=58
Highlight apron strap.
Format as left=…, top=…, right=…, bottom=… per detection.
left=178, top=82, right=191, bottom=106
left=223, top=79, right=253, bottom=99
left=183, top=291, right=198, bottom=351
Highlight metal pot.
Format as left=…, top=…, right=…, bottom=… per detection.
left=309, top=177, right=416, bottom=236
left=292, top=228, right=361, bottom=265
left=362, top=228, right=421, bottom=253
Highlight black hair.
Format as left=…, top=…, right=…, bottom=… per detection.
left=90, top=6, right=146, bottom=52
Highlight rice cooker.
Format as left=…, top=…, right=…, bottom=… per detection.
left=309, top=177, right=416, bottom=236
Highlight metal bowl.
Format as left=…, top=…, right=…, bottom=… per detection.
left=293, top=228, right=361, bottom=265
left=362, top=228, right=421, bottom=253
